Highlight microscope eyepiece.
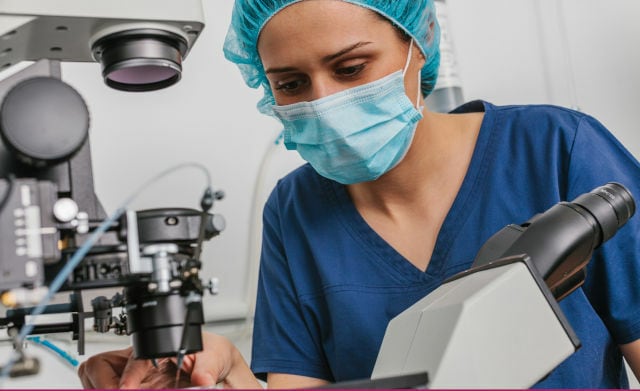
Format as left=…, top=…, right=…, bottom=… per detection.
left=473, top=182, right=636, bottom=300
left=572, top=182, right=635, bottom=244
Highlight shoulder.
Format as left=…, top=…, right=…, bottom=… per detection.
left=482, top=101, right=582, bottom=118
left=455, top=100, right=594, bottom=131
left=273, top=163, right=318, bottom=192
left=472, top=101, right=617, bottom=153
left=267, top=164, right=320, bottom=204
left=264, top=163, right=333, bottom=218
left=485, top=101, right=588, bottom=132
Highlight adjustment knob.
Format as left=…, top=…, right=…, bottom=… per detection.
left=53, top=198, right=79, bottom=223
left=0, top=77, right=89, bottom=167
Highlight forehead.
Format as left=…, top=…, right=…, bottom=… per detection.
left=257, top=1, right=393, bottom=62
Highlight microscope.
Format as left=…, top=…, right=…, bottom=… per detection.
left=372, top=182, right=636, bottom=388
left=0, top=0, right=227, bottom=377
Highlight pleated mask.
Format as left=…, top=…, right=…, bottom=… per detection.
left=272, top=41, right=423, bottom=184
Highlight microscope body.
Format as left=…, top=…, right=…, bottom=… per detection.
left=0, top=59, right=224, bottom=365
left=372, top=255, right=579, bottom=388
left=373, top=183, right=635, bottom=388
left=0, top=1, right=227, bottom=375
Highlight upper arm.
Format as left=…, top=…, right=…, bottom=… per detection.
left=251, top=191, right=332, bottom=381
left=621, top=339, right=640, bottom=383
left=267, top=373, right=329, bottom=389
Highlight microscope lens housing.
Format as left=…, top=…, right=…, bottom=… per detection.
left=91, top=29, right=189, bottom=92
left=126, top=286, right=204, bottom=359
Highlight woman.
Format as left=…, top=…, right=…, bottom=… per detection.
left=79, top=0, right=640, bottom=388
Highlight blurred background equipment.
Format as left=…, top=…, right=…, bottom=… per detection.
left=425, top=0, right=465, bottom=113
left=0, top=0, right=223, bottom=379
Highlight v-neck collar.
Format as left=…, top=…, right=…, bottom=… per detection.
left=321, top=100, right=498, bottom=283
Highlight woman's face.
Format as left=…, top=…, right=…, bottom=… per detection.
left=257, top=0, right=425, bottom=106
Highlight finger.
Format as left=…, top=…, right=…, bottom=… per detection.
left=77, top=361, right=94, bottom=389
left=81, top=355, right=124, bottom=389
left=119, top=356, right=153, bottom=389
left=142, top=358, right=190, bottom=389
left=174, top=353, right=217, bottom=387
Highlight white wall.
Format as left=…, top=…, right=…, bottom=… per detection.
left=0, top=0, right=638, bottom=388
left=447, top=0, right=640, bottom=157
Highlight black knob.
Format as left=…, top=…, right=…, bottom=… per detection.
left=0, top=77, right=89, bottom=167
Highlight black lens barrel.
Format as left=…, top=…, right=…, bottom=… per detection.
left=572, top=182, right=635, bottom=244
left=125, top=286, right=204, bottom=359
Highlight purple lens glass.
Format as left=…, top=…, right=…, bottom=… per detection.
left=107, top=65, right=179, bottom=85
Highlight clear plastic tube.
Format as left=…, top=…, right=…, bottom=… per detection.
left=27, top=336, right=79, bottom=369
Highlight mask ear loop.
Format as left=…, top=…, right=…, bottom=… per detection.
left=402, top=40, right=423, bottom=111
left=416, top=70, right=423, bottom=111
left=402, top=40, right=414, bottom=76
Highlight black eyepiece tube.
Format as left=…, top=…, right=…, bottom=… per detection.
left=572, top=182, right=635, bottom=244
left=473, top=182, right=635, bottom=300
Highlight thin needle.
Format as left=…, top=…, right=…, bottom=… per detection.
left=175, top=351, right=185, bottom=389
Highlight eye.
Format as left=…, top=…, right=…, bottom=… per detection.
left=335, top=63, right=366, bottom=78
left=274, top=77, right=309, bottom=95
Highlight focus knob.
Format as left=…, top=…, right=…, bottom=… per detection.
left=0, top=77, right=89, bottom=167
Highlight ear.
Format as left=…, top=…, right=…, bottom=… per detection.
left=415, top=47, right=426, bottom=68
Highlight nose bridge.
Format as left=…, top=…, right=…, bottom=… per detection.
left=309, top=73, right=342, bottom=101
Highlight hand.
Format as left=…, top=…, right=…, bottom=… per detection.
left=77, top=347, right=191, bottom=389
left=78, top=332, right=260, bottom=389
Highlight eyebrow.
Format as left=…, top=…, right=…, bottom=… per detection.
left=322, top=41, right=373, bottom=63
left=264, top=41, right=374, bottom=74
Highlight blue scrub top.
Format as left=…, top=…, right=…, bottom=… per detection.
left=251, top=101, right=640, bottom=388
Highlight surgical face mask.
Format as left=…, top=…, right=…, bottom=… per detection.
left=272, top=41, right=424, bottom=185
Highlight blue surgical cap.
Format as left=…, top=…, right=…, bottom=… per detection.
left=223, top=0, right=441, bottom=115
